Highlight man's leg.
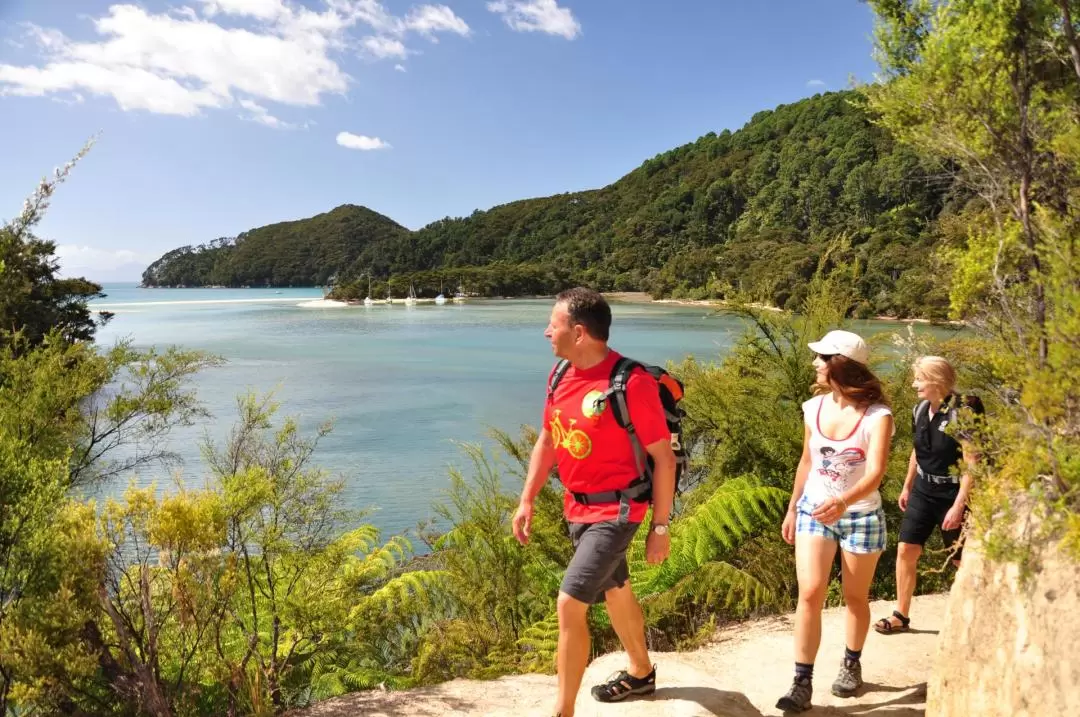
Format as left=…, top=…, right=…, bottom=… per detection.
left=555, top=590, right=591, bottom=717
left=604, top=580, right=652, bottom=678
left=558, top=519, right=642, bottom=714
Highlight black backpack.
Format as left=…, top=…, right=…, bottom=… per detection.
left=547, top=356, right=688, bottom=515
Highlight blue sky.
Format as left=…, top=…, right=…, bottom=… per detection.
left=1, top=1, right=881, bottom=281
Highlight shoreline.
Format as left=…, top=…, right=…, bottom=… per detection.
left=298, top=297, right=458, bottom=308
left=603, top=292, right=965, bottom=326
left=134, top=286, right=962, bottom=325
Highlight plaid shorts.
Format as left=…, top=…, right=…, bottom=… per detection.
left=796, top=496, right=887, bottom=554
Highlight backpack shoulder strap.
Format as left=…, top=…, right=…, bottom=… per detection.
left=547, top=359, right=571, bottom=401
left=607, top=356, right=644, bottom=429
left=913, top=399, right=930, bottom=424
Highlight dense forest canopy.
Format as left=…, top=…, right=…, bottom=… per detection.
left=142, top=91, right=961, bottom=318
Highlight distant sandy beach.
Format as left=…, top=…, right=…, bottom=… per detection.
left=297, top=297, right=451, bottom=308
left=604, top=291, right=784, bottom=313
left=606, top=292, right=968, bottom=326
left=297, top=299, right=349, bottom=308
left=91, top=297, right=311, bottom=308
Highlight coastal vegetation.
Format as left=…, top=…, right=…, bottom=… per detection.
left=3, top=1, right=1078, bottom=712
left=143, top=90, right=957, bottom=319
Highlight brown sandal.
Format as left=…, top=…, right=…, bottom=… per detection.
left=874, top=610, right=910, bottom=634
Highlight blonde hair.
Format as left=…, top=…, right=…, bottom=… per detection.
left=913, top=355, right=957, bottom=394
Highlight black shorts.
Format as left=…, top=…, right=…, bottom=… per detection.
left=899, top=487, right=965, bottom=558
left=560, top=520, right=642, bottom=605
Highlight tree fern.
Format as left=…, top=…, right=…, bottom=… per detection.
left=645, top=561, right=773, bottom=619
left=634, top=484, right=787, bottom=596
left=360, top=569, right=450, bottom=619
left=303, top=647, right=412, bottom=701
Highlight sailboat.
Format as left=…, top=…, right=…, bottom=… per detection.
left=363, top=276, right=374, bottom=306
left=404, top=283, right=417, bottom=306
left=452, top=278, right=466, bottom=303
left=434, top=279, right=447, bottom=305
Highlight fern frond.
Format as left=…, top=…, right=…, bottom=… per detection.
left=715, top=475, right=763, bottom=493
left=635, top=485, right=786, bottom=596
left=668, top=560, right=772, bottom=616
left=360, top=569, right=449, bottom=619
left=516, top=611, right=559, bottom=672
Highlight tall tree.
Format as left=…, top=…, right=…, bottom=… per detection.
left=0, top=141, right=113, bottom=351
left=866, top=0, right=1080, bottom=542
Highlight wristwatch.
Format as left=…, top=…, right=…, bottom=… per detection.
left=651, top=523, right=669, bottom=536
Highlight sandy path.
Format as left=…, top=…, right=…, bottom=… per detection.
left=297, top=593, right=945, bottom=716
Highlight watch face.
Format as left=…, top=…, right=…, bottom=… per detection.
left=653, top=524, right=668, bottom=535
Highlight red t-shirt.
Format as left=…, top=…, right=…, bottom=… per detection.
left=542, top=351, right=671, bottom=524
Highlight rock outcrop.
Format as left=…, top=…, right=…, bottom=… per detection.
left=928, top=534, right=1080, bottom=717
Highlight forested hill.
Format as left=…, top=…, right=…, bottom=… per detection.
left=140, top=205, right=409, bottom=288
left=141, top=90, right=958, bottom=318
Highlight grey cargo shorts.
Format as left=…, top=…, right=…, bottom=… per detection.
left=560, top=520, right=642, bottom=605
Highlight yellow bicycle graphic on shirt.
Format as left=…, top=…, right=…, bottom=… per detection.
left=549, top=409, right=593, bottom=460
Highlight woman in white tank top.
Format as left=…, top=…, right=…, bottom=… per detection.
left=775, top=330, right=894, bottom=713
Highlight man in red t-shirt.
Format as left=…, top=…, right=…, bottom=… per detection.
left=512, top=287, right=676, bottom=717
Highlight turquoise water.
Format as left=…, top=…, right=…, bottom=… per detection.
left=89, top=284, right=951, bottom=540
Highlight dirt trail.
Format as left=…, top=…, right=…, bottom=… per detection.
left=300, top=594, right=944, bottom=716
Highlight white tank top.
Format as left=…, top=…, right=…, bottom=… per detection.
left=801, top=395, right=893, bottom=513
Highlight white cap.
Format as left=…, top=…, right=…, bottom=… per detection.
left=808, top=330, right=870, bottom=366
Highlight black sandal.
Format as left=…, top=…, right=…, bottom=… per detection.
left=590, top=665, right=657, bottom=702
left=874, top=610, right=910, bottom=634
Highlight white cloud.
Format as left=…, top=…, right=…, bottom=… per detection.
left=394, top=63, right=407, bottom=72
left=807, top=79, right=827, bottom=88
left=54, top=244, right=155, bottom=277
left=0, top=1, right=470, bottom=120
left=362, top=35, right=408, bottom=59
left=22, top=23, right=67, bottom=51
left=487, top=0, right=580, bottom=40
left=199, top=0, right=287, bottom=22
left=405, top=5, right=471, bottom=39
left=336, top=131, right=390, bottom=150
left=239, top=98, right=295, bottom=128
left=0, top=60, right=227, bottom=115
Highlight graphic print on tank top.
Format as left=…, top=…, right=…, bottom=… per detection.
left=817, top=446, right=867, bottom=498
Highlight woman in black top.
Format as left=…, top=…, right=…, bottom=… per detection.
left=875, top=356, right=983, bottom=634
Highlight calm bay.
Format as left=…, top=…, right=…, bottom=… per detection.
left=90, top=284, right=950, bottom=540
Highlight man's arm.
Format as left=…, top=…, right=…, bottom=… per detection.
left=512, top=428, right=555, bottom=545
left=520, top=428, right=556, bottom=505
left=643, top=437, right=675, bottom=564
left=644, top=438, right=676, bottom=525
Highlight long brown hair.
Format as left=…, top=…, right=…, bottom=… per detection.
left=814, top=355, right=889, bottom=408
